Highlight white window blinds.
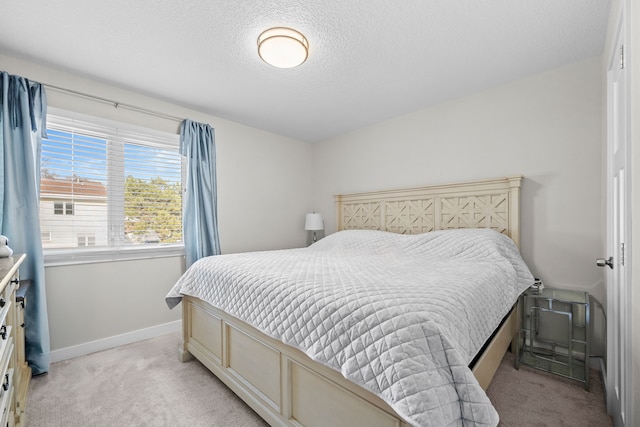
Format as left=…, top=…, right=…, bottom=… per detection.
left=41, top=112, right=184, bottom=264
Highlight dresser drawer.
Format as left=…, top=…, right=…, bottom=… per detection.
left=0, top=254, right=26, bottom=427
left=0, top=298, right=12, bottom=386
left=0, top=368, right=14, bottom=427
left=0, top=283, right=14, bottom=329
left=0, top=295, right=13, bottom=374
left=0, top=274, right=16, bottom=309
left=0, top=282, right=15, bottom=427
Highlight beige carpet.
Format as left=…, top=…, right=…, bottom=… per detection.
left=27, top=333, right=612, bottom=426
left=488, top=353, right=612, bottom=427
left=27, top=332, right=268, bottom=427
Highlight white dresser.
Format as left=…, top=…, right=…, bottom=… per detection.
left=0, top=255, right=30, bottom=427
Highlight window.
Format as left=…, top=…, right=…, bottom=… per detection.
left=77, top=233, right=96, bottom=247
left=40, top=110, right=184, bottom=264
left=41, top=230, right=52, bottom=242
left=54, top=201, right=74, bottom=215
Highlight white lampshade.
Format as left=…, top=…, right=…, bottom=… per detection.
left=258, top=27, right=309, bottom=68
left=305, top=213, right=324, bottom=231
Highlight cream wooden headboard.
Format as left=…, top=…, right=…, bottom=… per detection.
left=334, top=175, right=523, bottom=247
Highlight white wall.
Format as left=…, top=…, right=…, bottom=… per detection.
left=312, top=57, right=605, bottom=348
left=44, top=257, right=185, bottom=350
left=1, top=53, right=314, bottom=354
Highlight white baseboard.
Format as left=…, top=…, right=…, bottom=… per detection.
left=50, top=320, right=182, bottom=363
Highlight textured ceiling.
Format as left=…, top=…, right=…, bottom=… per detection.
left=0, top=0, right=611, bottom=142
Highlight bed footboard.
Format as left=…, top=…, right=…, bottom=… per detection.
left=182, top=296, right=409, bottom=427
left=181, top=296, right=517, bottom=427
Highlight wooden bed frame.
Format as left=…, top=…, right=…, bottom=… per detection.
left=179, top=176, right=524, bottom=427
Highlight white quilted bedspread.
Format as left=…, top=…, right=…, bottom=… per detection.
left=166, top=228, right=534, bottom=427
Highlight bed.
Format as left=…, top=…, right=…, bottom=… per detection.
left=166, top=176, right=533, bottom=427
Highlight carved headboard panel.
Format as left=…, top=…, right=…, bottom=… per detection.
left=334, top=176, right=523, bottom=246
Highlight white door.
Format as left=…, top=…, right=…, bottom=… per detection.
left=601, top=9, right=631, bottom=427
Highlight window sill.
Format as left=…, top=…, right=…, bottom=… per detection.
left=44, top=244, right=185, bottom=267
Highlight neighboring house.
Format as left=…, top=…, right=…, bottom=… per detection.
left=40, top=177, right=107, bottom=248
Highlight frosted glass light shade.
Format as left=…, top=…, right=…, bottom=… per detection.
left=305, top=213, right=324, bottom=231
left=258, top=27, right=309, bottom=68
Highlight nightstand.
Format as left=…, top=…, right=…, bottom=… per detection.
left=516, top=287, right=590, bottom=390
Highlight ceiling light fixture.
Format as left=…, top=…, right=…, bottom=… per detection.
left=257, top=27, right=309, bottom=68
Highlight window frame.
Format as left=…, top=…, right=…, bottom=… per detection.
left=42, top=108, right=185, bottom=266
left=53, top=202, right=64, bottom=215
left=53, top=201, right=74, bottom=216
left=76, top=233, right=96, bottom=247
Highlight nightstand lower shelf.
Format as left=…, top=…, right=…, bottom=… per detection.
left=520, top=350, right=588, bottom=383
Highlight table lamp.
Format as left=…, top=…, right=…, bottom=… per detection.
left=305, top=213, right=324, bottom=243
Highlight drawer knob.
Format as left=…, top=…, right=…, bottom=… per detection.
left=2, top=374, right=8, bottom=391
left=0, top=326, right=6, bottom=340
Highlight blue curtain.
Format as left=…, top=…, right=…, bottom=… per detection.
left=180, top=119, right=221, bottom=267
left=0, top=71, right=50, bottom=374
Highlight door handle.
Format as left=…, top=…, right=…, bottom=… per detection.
left=596, top=257, right=614, bottom=269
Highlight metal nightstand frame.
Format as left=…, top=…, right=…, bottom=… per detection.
left=515, top=287, right=590, bottom=390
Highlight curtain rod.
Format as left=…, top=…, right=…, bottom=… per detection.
left=43, top=83, right=185, bottom=123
